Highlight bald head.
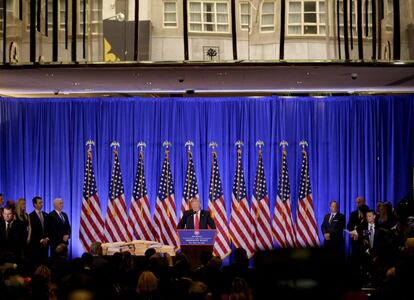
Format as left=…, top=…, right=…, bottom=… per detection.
left=54, top=198, right=64, bottom=212
left=356, top=196, right=365, bottom=208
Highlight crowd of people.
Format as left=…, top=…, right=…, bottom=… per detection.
left=0, top=192, right=413, bottom=300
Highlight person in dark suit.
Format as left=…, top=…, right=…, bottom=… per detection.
left=178, top=197, right=216, bottom=230
left=0, top=193, right=4, bottom=221
left=49, top=198, right=71, bottom=255
left=321, top=200, right=346, bottom=256
left=347, top=196, right=370, bottom=266
left=0, top=206, right=21, bottom=256
left=29, top=196, right=50, bottom=263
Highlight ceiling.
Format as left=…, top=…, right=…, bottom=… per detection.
left=1, top=61, right=414, bottom=97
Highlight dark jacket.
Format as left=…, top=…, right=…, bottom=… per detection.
left=49, top=210, right=71, bottom=251
left=177, top=210, right=216, bottom=230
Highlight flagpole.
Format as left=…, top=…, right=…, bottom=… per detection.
left=209, top=142, right=218, bottom=218
left=235, top=141, right=244, bottom=210
left=137, top=142, right=146, bottom=217
left=163, top=141, right=172, bottom=219
left=184, top=140, right=194, bottom=206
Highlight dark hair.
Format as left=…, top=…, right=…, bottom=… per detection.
left=0, top=193, right=3, bottom=197
left=329, top=200, right=338, bottom=206
left=32, top=196, right=42, bottom=205
left=366, top=209, right=375, bottom=215
left=3, top=205, right=14, bottom=213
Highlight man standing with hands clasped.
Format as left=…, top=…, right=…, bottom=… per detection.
left=49, top=198, right=71, bottom=255
left=178, top=197, right=216, bottom=230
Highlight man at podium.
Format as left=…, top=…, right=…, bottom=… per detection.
left=178, top=197, right=216, bottom=230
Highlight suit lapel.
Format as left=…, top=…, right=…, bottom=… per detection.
left=188, top=212, right=194, bottom=229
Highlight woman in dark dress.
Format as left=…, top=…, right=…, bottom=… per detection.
left=14, top=198, right=32, bottom=258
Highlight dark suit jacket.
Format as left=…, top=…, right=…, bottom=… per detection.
left=321, top=212, right=346, bottom=242
left=29, top=210, right=50, bottom=247
left=177, top=210, right=216, bottom=230
left=359, top=223, right=387, bottom=258
left=49, top=210, right=71, bottom=250
left=0, top=220, right=21, bottom=254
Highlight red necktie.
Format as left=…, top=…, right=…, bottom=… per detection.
left=195, top=212, right=200, bottom=230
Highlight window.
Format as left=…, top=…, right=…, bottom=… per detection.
left=79, top=0, right=102, bottom=36
left=240, top=2, right=251, bottom=31
left=164, top=1, right=178, bottom=27
left=60, top=0, right=67, bottom=31
left=189, top=1, right=229, bottom=33
left=338, top=0, right=373, bottom=38
left=287, top=0, right=326, bottom=36
left=260, top=2, right=275, bottom=32
left=386, top=0, right=393, bottom=32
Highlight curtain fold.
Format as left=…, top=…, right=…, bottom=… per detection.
left=0, top=96, right=413, bottom=257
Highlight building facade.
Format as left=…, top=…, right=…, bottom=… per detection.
left=0, top=0, right=413, bottom=63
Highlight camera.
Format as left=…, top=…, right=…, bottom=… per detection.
left=351, top=73, right=358, bottom=80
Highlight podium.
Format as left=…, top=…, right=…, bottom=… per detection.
left=178, top=229, right=216, bottom=268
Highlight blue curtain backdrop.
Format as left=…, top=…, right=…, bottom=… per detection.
left=1, top=96, right=413, bottom=258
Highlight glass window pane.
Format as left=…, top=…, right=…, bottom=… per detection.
left=319, top=1, right=326, bottom=12
left=204, top=12, right=215, bottom=22
left=165, top=2, right=176, bottom=12
left=190, top=12, right=201, bottom=22
left=204, top=3, right=213, bottom=12
left=304, top=25, right=317, bottom=34
left=304, top=1, right=316, bottom=12
left=263, top=3, right=274, bottom=13
left=217, top=14, right=228, bottom=23
left=190, top=23, right=202, bottom=31
left=289, top=13, right=301, bottom=23
left=241, top=3, right=250, bottom=14
left=262, top=14, right=274, bottom=26
left=288, top=25, right=301, bottom=34
left=217, top=25, right=228, bottom=32
left=165, top=13, right=175, bottom=22
left=190, top=2, right=201, bottom=12
left=319, top=25, right=326, bottom=35
left=319, top=13, right=326, bottom=23
left=289, top=1, right=301, bottom=13
left=204, top=24, right=214, bottom=31
left=217, top=3, right=227, bottom=13
left=304, top=12, right=316, bottom=23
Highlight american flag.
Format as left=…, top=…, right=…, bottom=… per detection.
left=153, top=146, right=180, bottom=248
left=208, top=147, right=231, bottom=258
left=128, top=149, right=156, bottom=241
left=181, top=150, right=199, bottom=217
left=296, top=146, right=319, bottom=247
left=252, top=147, right=274, bottom=250
left=272, top=147, right=297, bottom=248
left=79, top=147, right=105, bottom=252
left=104, top=148, right=132, bottom=243
left=229, top=143, right=255, bottom=257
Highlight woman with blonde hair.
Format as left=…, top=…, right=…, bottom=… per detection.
left=15, top=198, right=31, bottom=256
left=136, top=271, right=160, bottom=300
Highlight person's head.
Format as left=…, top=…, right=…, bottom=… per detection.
left=376, top=202, right=383, bottom=213
left=89, top=242, right=103, bottom=256
left=0, top=193, right=4, bottom=206
left=53, top=198, right=64, bottom=212
left=356, top=196, right=365, bottom=208
left=366, top=210, right=376, bottom=224
left=15, top=198, right=26, bottom=217
left=32, top=196, right=43, bottom=211
left=136, top=271, right=158, bottom=296
left=233, top=248, right=248, bottom=267
left=190, top=197, right=201, bottom=212
left=189, top=281, right=210, bottom=300
left=55, top=243, right=69, bottom=259
left=34, top=265, right=51, bottom=283
left=144, top=248, right=156, bottom=260
left=2, top=206, right=14, bottom=222
left=6, top=199, right=15, bottom=209
left=329, top=200, right=338, bottom=214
